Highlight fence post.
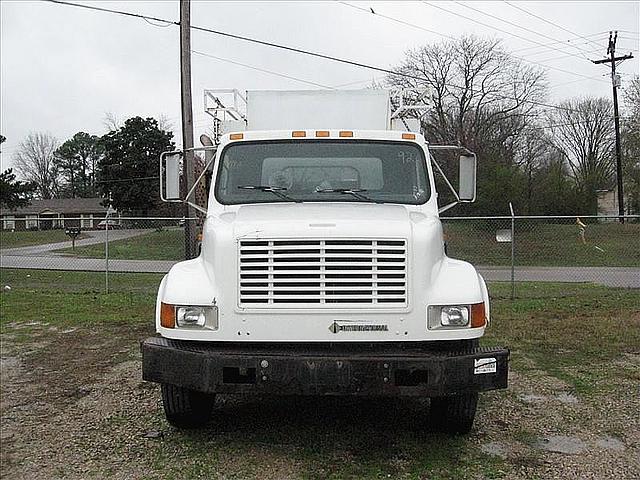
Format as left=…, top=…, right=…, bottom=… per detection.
left=509, top=202, right=515, bottom=300
left=105, top=213, right=109, bottom=294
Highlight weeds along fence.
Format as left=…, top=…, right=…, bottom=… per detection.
left=0, top=215, right=638, bottom=296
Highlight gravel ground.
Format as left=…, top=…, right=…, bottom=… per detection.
left=1, top=322, right=639, bottom=479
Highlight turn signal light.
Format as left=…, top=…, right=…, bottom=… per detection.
left=339, top=130, right=353, bottom=137
left=160, top=302, right=175, bottom=328
left=229, top=133, right=244, bottom=140
left=471, top=303, right=487, bottom=328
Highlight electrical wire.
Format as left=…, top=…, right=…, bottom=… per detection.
left=43, top=0, right=580, bottom=112
left=454, top=1, right=593, bottom=58
left=503, top=1, right=604, bottom=52
left=421, top=1, right=608, bottom=83
left=338, top=2, right=454, bottom=40
left=191, top=50, right=335, bottom=89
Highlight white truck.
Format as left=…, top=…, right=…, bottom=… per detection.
left=142, top=89, right=508, bottom=434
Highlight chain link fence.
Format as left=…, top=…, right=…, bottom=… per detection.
left=1, top=215, right=638, bottom=296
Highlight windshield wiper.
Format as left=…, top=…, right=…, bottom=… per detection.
left=238, top=185, right=301, bottom=203
left=315, top=188, right=383, bottom=204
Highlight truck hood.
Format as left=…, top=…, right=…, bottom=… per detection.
left=231, top=203, right=413, bottom=239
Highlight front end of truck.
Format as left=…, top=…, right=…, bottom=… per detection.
left=142, top=127, right=509, bottom=433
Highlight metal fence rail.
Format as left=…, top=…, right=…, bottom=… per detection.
left=1, top=215, right=638, bottom=296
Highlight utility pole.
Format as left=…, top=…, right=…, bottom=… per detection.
left=592, top=31, right=633, bottom=222
left=180, top=0, right=197, bottom=258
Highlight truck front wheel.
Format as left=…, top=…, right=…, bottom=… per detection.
left=161, top=384, right=216, bottom=428
left=428, top=392, right=478, bottom=434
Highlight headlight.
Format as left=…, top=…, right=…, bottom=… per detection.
left=428, top=303, right=486, bottom=330
left=441, top=306, right=469, bottom=326
left=177, top=306, right=208, bottom=327
left=160, top=303, right=218, bottom=330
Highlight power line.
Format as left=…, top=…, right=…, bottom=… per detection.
left=421, top=1, right=608, bottom=83
left=191, top=50, right=334, bottom=89
left=44, top=0, right=578, bottom=112
left=511, top=32, right=610, bottom=54
left=454, top=1, right=593, bottom=58
left=338, top=2, right=454, bottom=40
left=503, top=1, right=604, bottom=52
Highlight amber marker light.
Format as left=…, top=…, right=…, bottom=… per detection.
left=339, top=131, right=353, bottom=137
left=315, top=130, right=330, bottom=137
left=292, top=130, right=306, bottom=137
left=160, top=302, right=176, bottom=328
left=402, top=133, right=416, bottom=140
left=229, top=133, right=244, bottom=140
left=471, top=303, right=487, bottom=328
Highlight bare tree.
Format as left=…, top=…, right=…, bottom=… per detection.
left=387, top=36, right=547, bottom=213
left=13, top=132, right=60, bottom=199
left=547, top=97, right=615, bottom=211
left=622, top=76, right=640, bottom=213
left=103, top=111, right=122, bottom=132
left=387, top=35, right=547, bottom=150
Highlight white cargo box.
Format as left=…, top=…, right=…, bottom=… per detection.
left=246, top=90, right=391, bottom=131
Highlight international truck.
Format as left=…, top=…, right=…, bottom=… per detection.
left=142, top=89, right=509, bottom=434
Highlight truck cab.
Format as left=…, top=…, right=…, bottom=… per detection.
left=142, top=89, right=508, bottom=434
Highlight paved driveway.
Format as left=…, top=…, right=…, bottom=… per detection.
left=0, top=229, right=150, bottom=257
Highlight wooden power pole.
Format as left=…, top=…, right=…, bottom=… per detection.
left=180, top=0, right=197, bottom=258
left=592, top=31, right=634, bottom=222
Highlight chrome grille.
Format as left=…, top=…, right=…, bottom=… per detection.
left=238, top=239, right=408, bottom=308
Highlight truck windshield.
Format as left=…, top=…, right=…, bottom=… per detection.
left=215, top=140, right=430, bottom=205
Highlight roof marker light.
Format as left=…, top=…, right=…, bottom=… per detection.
left=402, top=133, right=416, bottom=140
left=229, top=133, right=244, bottom=140
left=315, top=130, right=330, bottom=137
left=292, top=131, right=306, bottom=137
left=339, top=131, right=353, bottom=137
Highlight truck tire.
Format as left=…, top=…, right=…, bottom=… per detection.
left=161, top=383, right=215, bottom=429
left=428, top=392, right=478, bottom=434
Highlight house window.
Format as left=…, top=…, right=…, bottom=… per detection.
left=3, top=216, right=15, bottom=230
left=52, top=216, right=64, bottom=228
left=26, top=215, right=39, bottom=230
left=80, top=214, right=93, bottom=228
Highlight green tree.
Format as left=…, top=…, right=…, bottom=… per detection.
left=97, top=117, right=174, bottom=215
left=0, top=168, right=37, bottom=210
left=55, top=132, right=103, bottom=198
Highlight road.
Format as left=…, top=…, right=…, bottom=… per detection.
left=1, top=252, right=638, bottom=287
left=479, top=266, right=639, bottom=288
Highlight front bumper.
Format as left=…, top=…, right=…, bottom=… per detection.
left=142, top=337, right=509, bottom=396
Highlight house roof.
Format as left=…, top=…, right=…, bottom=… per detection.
left=2, top=198, right=110, bottom=215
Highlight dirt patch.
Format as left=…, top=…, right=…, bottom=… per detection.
left=1, top=322, right=639, bottom=479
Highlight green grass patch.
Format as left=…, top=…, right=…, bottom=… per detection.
left=0, top=229, right=87, bottom=249
left=443, top=221, right=640, bottom=267
left=485, top=282, right=640, bottom=395
left=0, top=269, right=161, bottom=332
left=54, top=228, right=184, bottom=260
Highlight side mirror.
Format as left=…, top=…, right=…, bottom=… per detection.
left=161, top=152, right=182, bottom=201
left=458, top=154, right=476, bottom=202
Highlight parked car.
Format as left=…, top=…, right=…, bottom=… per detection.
left=97, top=219, right=122, bottom=230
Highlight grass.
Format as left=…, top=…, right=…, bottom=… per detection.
left=0, top=229, right=87, bottom=249
left=0, top=269, right=162, bottom=332
left=55, top=228, right=184, bottom=261
left=1, top=269, right=639, bottom=479
left=443, top=221, right=640, bottom=267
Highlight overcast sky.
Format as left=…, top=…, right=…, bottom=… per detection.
left=1, top=1, right=638, bottom=172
